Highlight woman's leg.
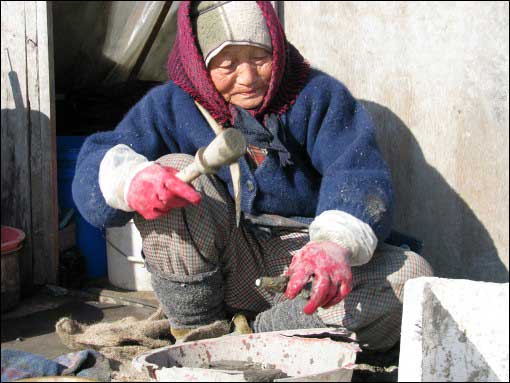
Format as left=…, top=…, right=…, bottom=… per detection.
left=316, top=244, right=433, bottom=350
left=133, top=153, right=433, bottom=349
left=254, top=240, right=434, bottom=351
left=133, top=154, right=238, bottom=330
left=132, top=154, right=273, bottom=329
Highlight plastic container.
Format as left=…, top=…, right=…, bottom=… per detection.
left=106, top=220, right=152, bottom=291
left=133, top=328, right=360, bottom=381
left=57, top=136, right=86, bottom=210
left=57, top=136, right=107, bottom=278
left=1, top=225, right=25, bottom=253
left=1, top=226, right=24, bottom=312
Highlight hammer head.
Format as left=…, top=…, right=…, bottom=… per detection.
left=200, top=128, right=247, bottom=171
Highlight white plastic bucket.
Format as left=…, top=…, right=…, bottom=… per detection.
left=106, top=220, right=152, bottom=291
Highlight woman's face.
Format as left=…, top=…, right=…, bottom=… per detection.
left=209, top=45, right=272, bottom=110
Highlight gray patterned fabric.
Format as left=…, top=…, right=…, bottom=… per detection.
left=252, top=296, right=326, bottom=332
left=149, top=265, right=226, bottom=328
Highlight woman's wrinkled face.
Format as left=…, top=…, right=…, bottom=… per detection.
left=209, top=45, right=273, bottom=109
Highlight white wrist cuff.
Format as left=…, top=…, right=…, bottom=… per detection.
left=309, top=210, right=378, bottom=266
left=98, top=144, right=153, bottom=211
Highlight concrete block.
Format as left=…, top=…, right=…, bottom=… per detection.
left=399, top=277, right=509, bottom=382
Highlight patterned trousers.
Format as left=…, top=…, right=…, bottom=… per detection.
left=133, top=154, right=434, bottom=350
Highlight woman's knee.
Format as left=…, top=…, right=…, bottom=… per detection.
left=392, top=250, right=433, bottom=302
left=132, top=153, right=236, bottom=275
left=156, top=153, right=195, bottom=171
left=401, top=250, right=434, bottom=280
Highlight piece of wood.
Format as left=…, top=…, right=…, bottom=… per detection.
left=32, top=1, right=58, bottom=285
left=255, top=275, right=289, bottom=293
left=26, top=1, right=44, bottom=284
left=256, top=275, right=311, bottom=299
left=194, top=101, right=243, bottom=226
left=1, top=1, right=58, bottom=289
left=1, top=1, right=34, bottom=292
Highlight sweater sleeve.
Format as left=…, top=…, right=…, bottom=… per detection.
left=294, top=72, right=394, bottom=261
left=72, top=85, right=179, bottom=228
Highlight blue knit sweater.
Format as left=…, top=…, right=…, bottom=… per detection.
left=72, top=69, right=394, bottom=241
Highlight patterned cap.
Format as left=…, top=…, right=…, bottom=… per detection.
left=191, top=1, right=273, bottom=67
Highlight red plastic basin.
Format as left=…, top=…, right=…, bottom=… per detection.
left=1, top=226, right=26, bottom=253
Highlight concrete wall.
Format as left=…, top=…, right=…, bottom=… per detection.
left=282, top=1, right=509, bottom=282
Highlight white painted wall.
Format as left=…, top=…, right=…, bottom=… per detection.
left=283, top=1, right=509, bottom=281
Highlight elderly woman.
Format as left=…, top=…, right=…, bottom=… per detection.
left=73, top=1, right=432, bottom=350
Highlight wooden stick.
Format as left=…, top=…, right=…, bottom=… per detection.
left=255, top=275, right=312, bottom=299
left=255, top=275, right=289, bottom=293
left=194, top=101, right=243, bottom=227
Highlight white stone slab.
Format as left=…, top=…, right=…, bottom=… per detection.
left=399, top=277, right=509, bottom=382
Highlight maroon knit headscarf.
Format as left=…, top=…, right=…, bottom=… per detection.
left=167, top=1, right=310, bottom=125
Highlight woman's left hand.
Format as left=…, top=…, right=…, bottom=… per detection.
left=285, top=241, right=352, bottom=315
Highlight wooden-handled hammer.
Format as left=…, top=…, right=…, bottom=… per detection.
left=175, top=127, right=247, bottom=183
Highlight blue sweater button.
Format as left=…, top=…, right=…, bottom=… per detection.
left=246, top=180, right=255, bottom=192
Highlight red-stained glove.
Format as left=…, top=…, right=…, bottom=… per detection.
left=126, top=163, right=202, bottom=220
left=285, top=241, right=352, bottom=315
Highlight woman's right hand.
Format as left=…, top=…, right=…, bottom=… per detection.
left=126, top=163, right=202, bottom=220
